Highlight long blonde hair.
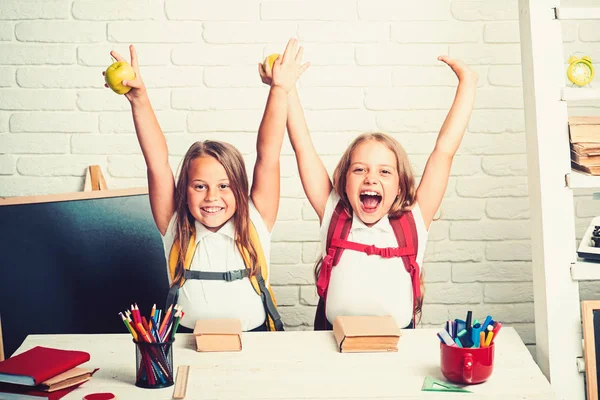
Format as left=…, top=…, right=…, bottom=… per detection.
left=318, top=132, right=425, bottom=323
left=171, top=141, right=259, bottom=286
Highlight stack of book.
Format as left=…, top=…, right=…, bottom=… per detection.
left=194, top=319, right=242, bottom=352
left=332, top=315, right=401, bottom=353
left=0, top=346, right=96, bottom=399
left=569, top=116, right=600, bottom=175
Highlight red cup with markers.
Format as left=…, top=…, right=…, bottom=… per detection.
left=437, top=312, right=501, bottom=384
left=440, top=341, right=494, bottom=384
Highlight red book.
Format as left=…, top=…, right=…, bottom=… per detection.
left=0, top=380, right=84, bottom=399
left=0, top=347, right=90, bottom=386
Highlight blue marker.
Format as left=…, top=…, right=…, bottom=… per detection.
left=472, top=323, right=481, bottom=347
left=454, top=319, right=466, bottom=335
left=481, top=315, right=493, bottom=331
left=454, top=337, right=463, bottom=348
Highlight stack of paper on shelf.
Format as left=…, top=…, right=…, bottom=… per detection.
left=0, top=346, right=95, bottom=399
left=333, top=315, right=401, bottom=353
left=569, top=117, right=600, bottom=175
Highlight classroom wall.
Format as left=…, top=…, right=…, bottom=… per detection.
left=1, top=0, right=600, bottom=359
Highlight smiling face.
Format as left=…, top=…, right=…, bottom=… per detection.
left=345, top=140, right=401, bottom=226
left=186, top=155, right=236, bottom=232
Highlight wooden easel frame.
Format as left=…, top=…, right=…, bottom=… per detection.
left=582, top=300, right=600, bottom=400
left=0, top=187, right=148, bottom=206
left=84, top=165, right=108, bottom=192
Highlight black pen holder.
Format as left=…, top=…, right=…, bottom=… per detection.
left=134, top=339, right=174, bottom=388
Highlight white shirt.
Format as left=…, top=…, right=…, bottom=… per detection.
left=161, top=200, right=270, bottom=331
left=320, top=191, right=429, bottom=328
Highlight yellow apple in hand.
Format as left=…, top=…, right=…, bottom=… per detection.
left=104, top=60, right=136, bottom=95
left=263, top=53, right=280, bottom=71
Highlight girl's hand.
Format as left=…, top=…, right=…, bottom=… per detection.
left=438, top=55, right=478, bottom=84
left=259, top=38, right=310, bottom=93
left=102, top=45, right=147, bottom=102
left=258, top=59, right=273, bottom=86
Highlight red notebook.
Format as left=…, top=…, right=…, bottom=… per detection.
left=0, top=381, right=84, bottom=399
left=0, top=347, right=90, bottom=386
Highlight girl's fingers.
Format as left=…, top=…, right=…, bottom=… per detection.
left=295, top=46, right=304, bottom=64
left=110, top=50, right=125, bottom=62
left=104, top=83, right=108, bottom=88
left=102, top=71, right=105, bottom=76
left=258, top=63, right=265, bottom=78
left=124, top=78, right=142, bottom=89
left=299, top=61, right=311, bottom=75
left=129, top=45, right=138, bottom=68
left=438, top=55, right=458, bottom=68
left=281, top=38, right=296, bottom=63
left=265, top=57, right=273, bottom=75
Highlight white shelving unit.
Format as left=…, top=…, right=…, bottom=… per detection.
left=571, top=261, right=600, bottom=281
left=561, top=87, right=600, bottom=101
left=567, top=170, right=600, bottom=189
left=519, top=1, right=600, bottom=399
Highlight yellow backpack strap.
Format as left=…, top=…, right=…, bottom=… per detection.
left=165, top=229, right=197, bottom=310
left=168, top=230, right=197, bottom=287
left=237, top=223, right=284, bottom=331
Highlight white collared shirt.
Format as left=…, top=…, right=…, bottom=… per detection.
left=320, top=191, right=428, bottom=328
left=161, top=200, right=270, bottom=331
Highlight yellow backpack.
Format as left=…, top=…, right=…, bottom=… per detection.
left=166, top=222, right=283, bottom=331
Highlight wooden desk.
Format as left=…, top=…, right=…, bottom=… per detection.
left=15, top=328, right=556, bottom=399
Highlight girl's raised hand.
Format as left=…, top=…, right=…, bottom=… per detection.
left=262, top=38, right=310, bottom=93
left=102, top=45, right=147, bottom=102
left=438, top=55, right=478, bottom=84
left=258, top=59, right=273, bottom=86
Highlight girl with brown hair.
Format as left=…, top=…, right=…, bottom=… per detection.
left=105, top=38, right=309, bottom=331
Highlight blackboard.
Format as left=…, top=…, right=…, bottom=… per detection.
left=0, top=188, right=169, bottom=357
left=583, top=300, right=600, bottom=400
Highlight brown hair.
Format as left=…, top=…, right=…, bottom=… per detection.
left=317, top=132, right=424, bottom=323
left=170, top=140, right=258, bottom=286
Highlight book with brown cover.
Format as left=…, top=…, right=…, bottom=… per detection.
left=571, top=150, right=600, bottom=166
left=193, top=319, right=242, bottom=352
left=572, top=142, right=600, bottom=154
left=0, top=380, right=86, bottom=399
left=38, top=367, right=97, bottom=392
left=333, top=315, right=401, bottom=353
left=572, top=161, right=600, bottom=175
left=572, top=142, right=600, bottom=156
left=569, top=116, right=600, bottom=144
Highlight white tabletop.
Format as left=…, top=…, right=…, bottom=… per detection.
left=15, top=328, right=556, bottom=399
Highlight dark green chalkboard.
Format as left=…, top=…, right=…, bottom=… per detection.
left=0, top=188, right=169, bottom=357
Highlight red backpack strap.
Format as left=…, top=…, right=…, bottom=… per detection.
left=327, top=201, right=352, bottom=265
left=390, top=210, right=420, bottom=324
left=316, top=201, right=352, bottom=300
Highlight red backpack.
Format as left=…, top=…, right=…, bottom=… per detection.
left=314, top=200, right=421, bottom=330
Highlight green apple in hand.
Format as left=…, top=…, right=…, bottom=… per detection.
left=104, top=61, right=136, bottom=95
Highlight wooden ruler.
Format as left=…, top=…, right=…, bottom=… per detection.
left=173, top=365, right=190, bottom=399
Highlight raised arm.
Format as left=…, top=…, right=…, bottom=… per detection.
left=286, top=88, right=332, bottom=222
left=416, top=56, right=477, bottom=229
left=105, top=45, right=175, bottom=235
left=252, top=39, right=309, bottom=231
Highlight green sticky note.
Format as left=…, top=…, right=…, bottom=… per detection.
left=421, top=376, right=472, bottom=393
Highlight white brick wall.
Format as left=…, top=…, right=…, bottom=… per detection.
left=2, top=0, right=600, bottom=356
